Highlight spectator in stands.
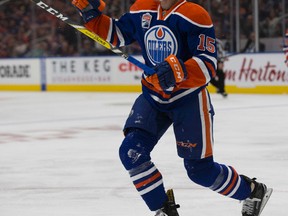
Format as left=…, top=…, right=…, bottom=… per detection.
left=241, top=32, right=265, bottom=53
left=25, top=40, right=50, bottom=57
left=80, top=39, right=98, bottom=56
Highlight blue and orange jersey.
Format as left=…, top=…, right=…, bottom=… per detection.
left=85, top=0, right=217, bottom=109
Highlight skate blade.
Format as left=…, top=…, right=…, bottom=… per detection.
left=259, top=188, right=273, bottom=216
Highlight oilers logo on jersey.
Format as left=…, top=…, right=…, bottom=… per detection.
left=144, top=25, right=178, bottom=65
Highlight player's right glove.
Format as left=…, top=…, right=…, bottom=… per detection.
left=72, top=0, right=106, bottom=23
left=146, top=54, right=187, bottom=91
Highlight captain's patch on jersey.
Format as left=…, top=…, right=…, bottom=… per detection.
left=144, top=25, right=178, bottom=65
left=141, top=13, right=152, bottom=29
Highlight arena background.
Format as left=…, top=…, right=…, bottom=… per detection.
left=0, top=1, right=288, bottom=216
left=0, top=0, right=287, bottom=93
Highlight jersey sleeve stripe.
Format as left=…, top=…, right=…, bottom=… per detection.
left=178, top=58, right=209, bottom=88
left=199, top=54, right=217, bottom=68
left=106, top=18, right=113, bottom=42
left=204, top=60, right=217, bottom=78
left=115, top=25, right=125, bottom=47
left=192, top=57, right=211, bottom=84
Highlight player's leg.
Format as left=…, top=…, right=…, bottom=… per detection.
left=184, top=158, right=272, bottom=216
left=119, top=94, right=172, bottom=212
left=209, top=76, right=219, bottom=91
left=216, top=69, right=227, bottom=97
left=173, top=88, right=249, bottom=198
left=184, top=157, right=252, bottom=200
left=217, top=69, right=225, bottom=92
left=173, top=88, right=272, bottom=215
left=216, top=61, right=228, bottom=97
left=120, top=128, right=168, bottom=210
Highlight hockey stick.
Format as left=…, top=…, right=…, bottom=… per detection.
left=30, top=0, right=155, bottom=75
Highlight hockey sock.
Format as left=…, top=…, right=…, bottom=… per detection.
left=184, top=157, right=251, bottom=200
left=119, top=128, right=166, bottom=210
left=209, top=164, right=251, bottom=200
left=129, top=161, right=167, bottom=211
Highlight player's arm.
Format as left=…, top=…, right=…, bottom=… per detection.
left=178, top=26, right=217, bottom=89
left=171, top=4, right=218, bottom=89
left=72, top=0, right=136, bottom=47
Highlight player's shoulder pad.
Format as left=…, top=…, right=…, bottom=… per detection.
left=176, top=2, right=213, bottom=27
left=130, top=0, right=159, bottom=12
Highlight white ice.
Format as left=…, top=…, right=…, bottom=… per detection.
left=0, top=92, right=287, bottom=216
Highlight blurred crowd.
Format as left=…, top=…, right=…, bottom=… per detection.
left=199, top=0, right=285, bottom=38
left=0, top=0, right=286, bottom=58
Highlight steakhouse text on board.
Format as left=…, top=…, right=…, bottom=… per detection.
left=51, top=60, right=111, bottom=73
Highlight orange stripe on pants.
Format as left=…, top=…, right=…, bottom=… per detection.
left=201, top=89, right=213, bottom=158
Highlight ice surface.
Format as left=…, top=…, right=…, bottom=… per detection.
left=0, top=92, right=287, bottom=216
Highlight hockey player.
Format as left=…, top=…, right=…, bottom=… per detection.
left=72, top=0, right=273, bottom=215
left=209, top=38, right=228, bottom=97
left=283, top=30, right=288, bottom=67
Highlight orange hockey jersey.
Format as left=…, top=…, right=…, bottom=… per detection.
left=85, top=0, right=217, bottom=108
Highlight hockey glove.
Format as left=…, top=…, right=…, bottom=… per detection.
left=146, top=54, right=187, bottom=91
left=72, top=0, right=106, bottom=23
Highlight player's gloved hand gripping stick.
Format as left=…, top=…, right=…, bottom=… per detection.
left=72, top=0, right=105, bottom=23
left=146, top=54, right=187, bottom=91
left=30, top=0, right=155, bottom=75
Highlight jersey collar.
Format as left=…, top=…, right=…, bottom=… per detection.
left=157, top=0, right=186, bottom=21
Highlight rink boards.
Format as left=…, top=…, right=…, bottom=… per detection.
left=0, top=53, right=287, bottom=94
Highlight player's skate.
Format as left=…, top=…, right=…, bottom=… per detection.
left=241, top=175, right=273, bottom=216
left=155, top=189, right=180, bottom=216
left=216, top=90, right=228, bottom=97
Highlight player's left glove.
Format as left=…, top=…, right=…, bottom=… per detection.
left=146, top=54, right=187, bottom=91
left=72, top=0, right=106, bottom=23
